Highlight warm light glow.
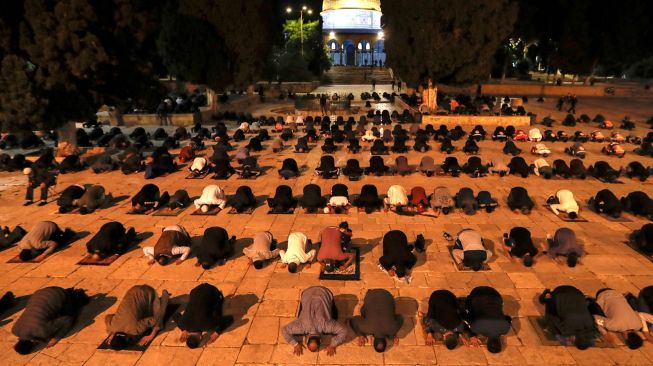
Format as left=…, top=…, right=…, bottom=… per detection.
left=307, top=9, right=313, bottom=14
left=329, top=31, right=336, bottom=39
left=302, top=5, right=307, bottom=10
left=377, top=31, right=384, bottom=39
left=358, top=43, right=362, bottom=50
left=331, top=43, right=336, bottom=50
left=286, top=7, right=292, bottom=13
left=366, top=43, right=370, bottom=50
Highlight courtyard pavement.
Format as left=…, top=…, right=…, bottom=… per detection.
left=0, top=96, right=652, bottom=365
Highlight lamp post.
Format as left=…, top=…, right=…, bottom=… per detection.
left=286, top=5, right=313, bottom=56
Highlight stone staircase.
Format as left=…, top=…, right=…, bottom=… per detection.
left=322, top=66, right=393, bottom=85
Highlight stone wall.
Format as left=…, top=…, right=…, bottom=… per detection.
left=421, top=115, right=531, bottom=127
left=122, top=113, right=196, bottom=126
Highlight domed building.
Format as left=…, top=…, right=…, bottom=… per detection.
left=321, top=0, right=386, bottom=66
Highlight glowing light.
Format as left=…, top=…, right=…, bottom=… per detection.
left=286, top=7, right=292, bottom=13
left=302, top=5, right=307, bottom=10
left=329, top=31, right=336, bottom=39
left=377, top=31, right=384, bottom=39
left=307, top=9, right=313, bottom=14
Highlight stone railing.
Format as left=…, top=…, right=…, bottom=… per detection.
left=421, top=115, right=531, bottom=127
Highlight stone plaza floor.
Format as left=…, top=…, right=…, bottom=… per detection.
left=0, top=96, right=653, bottom=365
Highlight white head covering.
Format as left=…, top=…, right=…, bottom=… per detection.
left=190, top=157, right=207, bottom=171
left=387, top=185, right=409, bottom=206
left=283, top=232, right=311, bottom=264
left=194, top=185, right=225, bottom=208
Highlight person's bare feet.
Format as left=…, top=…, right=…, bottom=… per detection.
left=147, top=259, right=156, bottom=265
left=425, top=333, right=435, bottom=346
left=393, top=336, right=399, bottom=346
left=357, top=335, right=367, bottom=346
left=207, top=332, right=220, bottom=344
left=46, top=338, right=59, bottom=348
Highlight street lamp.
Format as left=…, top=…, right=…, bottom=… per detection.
left=286, top=5, right=313, bottom=55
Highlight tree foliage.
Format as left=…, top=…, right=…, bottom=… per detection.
left=381, top=0, right=517, bottom=85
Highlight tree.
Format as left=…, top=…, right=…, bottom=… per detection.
left=380, top=0, right=517, bottom=85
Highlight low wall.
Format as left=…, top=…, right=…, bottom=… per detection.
left=122, top=113, right=195, bottom=127
left=421, top=115, right=531, bottom=127
left=255, top=81, right=321, bottom=93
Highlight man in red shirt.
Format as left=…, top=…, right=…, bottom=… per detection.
left=317, top=226, right=354, bottom=273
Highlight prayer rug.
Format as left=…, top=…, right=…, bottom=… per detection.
left=267, top=207, right=295, bottom=215
left=319, top=247, right=360, bottom=281
left=447, top=246, right=491, bottom=271
left=185, top=171, right=210, bottom=179
left=191, top=206, right=222, bottom=216
left=152, top=206, right=188, bottom=216
left=228, top=207, right=255, bottom=215
left=8, top=232, right=87, bottom=263
left=604, top=215, right=633, bottom=223
left=542, top=206, right=589, bottom=222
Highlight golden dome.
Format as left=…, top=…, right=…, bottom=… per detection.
left=322, top=0, right=381, bottom=12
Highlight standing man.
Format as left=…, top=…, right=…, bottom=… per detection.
left=391, top=79, right=395, bottom=91
left=282, top=286, right=347, bottom=356
left=24, top=166, right=56, bottom=206
left=320, top=94, right=328, bottom=116
left=350, top=289, right=402, bottom=353
left=372, top=78, right=376, bottom=91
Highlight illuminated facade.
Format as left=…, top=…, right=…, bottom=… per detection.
left=321, top=0, right=386, bottom=66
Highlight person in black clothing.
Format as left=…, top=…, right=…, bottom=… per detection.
left=349, top=289, right=403, bottom=353
left=440, top=138, right=455, bottom=154
left=299, top=184, right=326, bottom=213
left=441, top=157, right=461, bottom=177
left=624, top=161, right=650, bottom=182
left=538, top=286, right=597, bottom=349
left=371, top=139, right=389, bottom=155
left=267, top=185, right=296, bottom=213
left=195, top=227, right=236, bottom=269
left=86, top=222, right=136, bottom=260
left=552, top=160, right=571, bottom=179
left=503, top=140, right=521, bottom=156
left=24, top=166, right=56, bottom=206
left=235, top=156, right=263, bottom=179
left=462, top=156, right=486, bottom=177
left=365, top=156, right=389, bottom=176
left=503, top=227, right=539, bottom=267
left=120, top=147, right=144, bottom=175
left=347, top=138, right=362, bottom=153
left=588, top=189, right=622, bottom=218
left=423, top=290, right=466, bottom=349
left=637, top=285, right=653, bottom=314
left=355, top=184, right=384, bottom=213
left=148, top=147, right=177, bottom=178
left=508, top=157, right=530, bottom=178
left=462, top=139, right=479, bottom=154
left=321, top=138, right=337, bottom=153
left=320, top=95, right=328, bottom=115
left=57, top=184, right=86, bottom=213
left=621, top=192, right=653, bottom=220
left=176, top=284, right=234, bottom=348
left=342, top=159, right=363, bottom=180
left=131, top=184, right=169, bottom=213
left=58, top=155, right=84, bottom=174
left=631, top=224, right=653, bottom=255
left=464, top=286, right=511, bottom=353
left=379, top=230, right=417, bottom=280
left=456, top=188, right=478, bottom=215
left=295, top=137, right=310, bottom=153
left=212, top=154, right=235, bottom=180
left=316, top=156, right=339, bottom=179
left=246, top=137, right=262, bottom=152
left=569, top=159, right=587, bottom=179
left=588, top=161, right=620, bottom=183
left=413, top=131, right=430, bottom=152
left=228, top=186, right=257, bottom=213
left=507, top=187, right=534, bottom=214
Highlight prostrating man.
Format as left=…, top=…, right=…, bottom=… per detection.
left=143, top=224, right=191, bottom=265
left=105, top=285, right=170, bottom=350
left=195, top=227, right=235, bottom=269
left=317, top=226, right=355, bottom=273
left=194, top=185, right=227, bottom=212
left=243, top=231, right=280, bottom=269
left=0, top=225, right=27, bottom=248
left=279, top=232, right=315, bottom=273
left=546, top=228, right=583, bottom=267
left=588, top=189, right=623, bottom=218
left=17, top=221, right=75, bottom=262
left=464, top=286, right=512, bottom=353
left=538, top=285, right=598, bottom=349
left=547, top=189, right=579, bottom=219
left=12, top=286, right=89, bottom=354
left=502, top=227, right=539, bottom=267
left=57, top=184, right=86, bottom=213
left=176, top=283, right=233, bottom=348
left=282, top=286, right=346, bottom=356
left=350, top=289, right=402, bottom=353
left=78, top=184, right=109, bottom=214
left=592, top=288, right=653, bottom=349
left=450, top=229, right=492, bottom=271
left=130, top=184, right=169, bottom=214
left=86, top=221, right=136, bottom=260
left=423, top=289, right=467, bottom=349
left=507, top=186, right=535, bottom=214
left=379, top=230, right=417, bottom=281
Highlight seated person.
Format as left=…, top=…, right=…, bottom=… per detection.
left=625, top=161, right=650, bottom=182
left=317, top=226, right=355, bottom=272
left=588, top=161, right=620, bottom=182
left=409, top=186, right=429, bottom=213
left=12, top=286, right=89, bottom=354
left=455, top=187, right=478, bottom=215
left=355, top=184, right=384, bottom=213
left=321, top=138, right=337, bottom=153
left=177, top=284, right=233, bottom=348
left=227, top=186, right=257, bottom=213
left=431, top=186, right=455, bottom=214
left=423, top=290, right=466, bottom=349
left=294, top=137, right=310, bottom=153
left=347, top=138, right=362, bottom=153
left=507, top=186, right=534, bottom=214
left=552, top=159, right=571, bottom=179
left=508, top=156, right=530, bottom=177
left=342, top=159, right=363, bottom=180
left=547, top=189, right=579, bottom=219
left=451, top=229, right=492, bottom=271
left=503, top=140, right=522, bottom=156
left=316, top=155, right=339, bottom=178
left=570, top=159, right=587, bottom=179
left=212, top=154, right=235, bottom=179
left=131, top=184, right=169, bottom=213
left=532, top=158, right=553, bottom=179
left=419, top=156, right=437, bottom=177
left=622, top=191, right=653, bottom=220
left=282, top=286, right=346, bottom=356
left=279, top=232, right=315, bottom=273
left=278, top=158, right=300, bottom=179
left=379, top=230, right=417, bottom=280
left=631, top=224, right=653, bottom=255
left=24, top=166, right=57, bottom=206
left=371, top=139, right=389, bottom=155
left=57, top=184, right=86, bottom=213
left=588, top=189, right=622, bottom=218
left=0, top=225, right=27, bottom=249
left=464, top=286, right=512, bottom=353
left=243, top=231, right=280, bottom=269
left=327, top=184, right=351, bottom=213
left=462, top=138, right=479, bottom=154
left=394, top=156, right=412, bottom=176
left=503, top=227, right=539, bottom=267
left=461, top=156, right=486, bottom=177
left=105, top=285, right=170, bottom=350
left=143, top=225, right=191, bottom=265
left=384, top=185, right=409, bottom=211
left=189, top=157, right=210, bottom=176
left=195, top=227, right=235, bottom=269
left=477, top=191, right=498, bottom=213
left=366, top=155, right=389, bottom=176
left=592, top=289, right=653, bottom=349
left=547, top=228, right=583, bottom=267
left=538, top=286, right=597, bottom=349
left=350, top=289, right=403, bottom=353
left=299, top=184, right=326, bottom=213
left=86, top=222, right=136, bottom=260
left=441, top=157, right=461, bottom=177
left=78, top=185, right=108, bottom=214
left=17, top=221, right=75, bottom=262
left=268, top=185, right=296, bottom=213
left=120, top=148, right=144, bottom=174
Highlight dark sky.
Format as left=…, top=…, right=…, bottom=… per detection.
left=270, top=0, right=323, bottom=45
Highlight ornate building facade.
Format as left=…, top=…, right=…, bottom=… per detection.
left=321, top=0, right=386, bottom=66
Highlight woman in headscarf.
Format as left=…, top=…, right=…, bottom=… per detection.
left=278, top=158, right=300, bottom=179
left=227, top=186, right=257, bottom=213
left=384, top=185, right=409, bottom=212
left=299, top=184, right=326, bottom=213
left=365, top=156, right=389, bottom=176
left=342, top=159, right=363, bottom=180
left=355, top=184, right=384, bottom=213
left=328, top=184, right=350, bottom=213
left=394, top=156, right=412, bottom=176
left=268, top=185, right=296, bottom=214
left=195, top=227, right=235, bottom=269
left=379, top=230, right=417, bottom=280
left=316, top=156, right=339, bottom=179
left=194, top=185, right=227, bottom=212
